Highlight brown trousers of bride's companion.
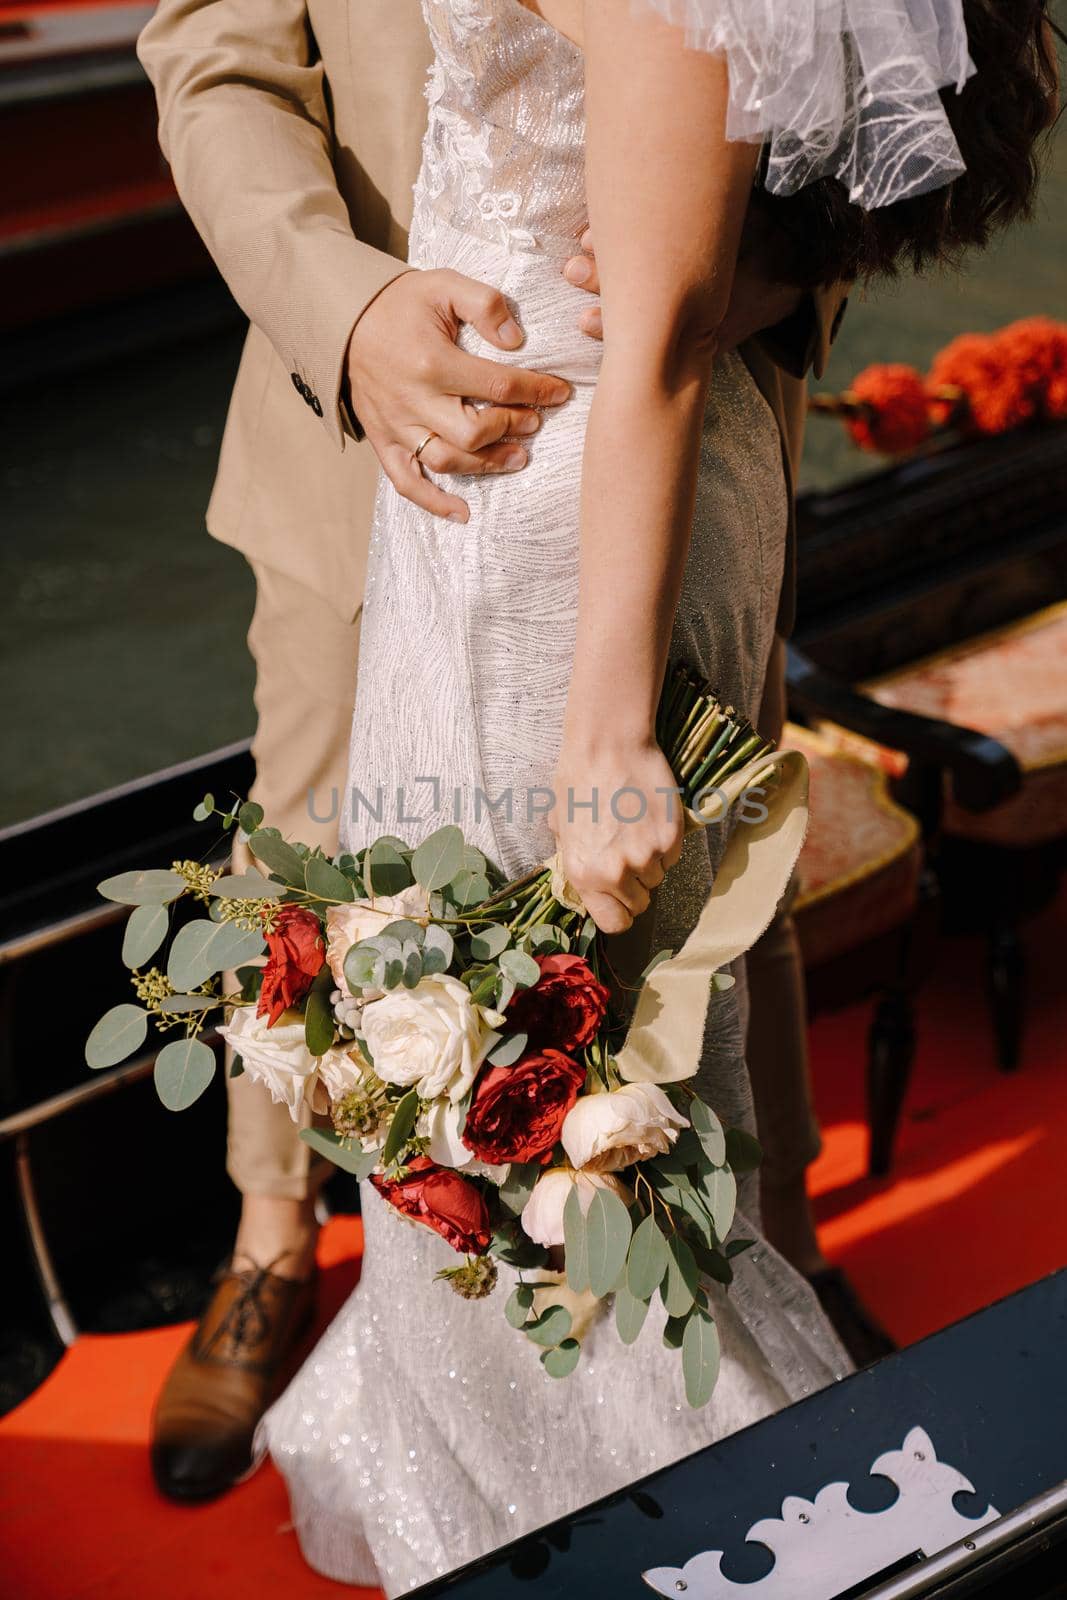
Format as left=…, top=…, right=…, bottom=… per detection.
left=226, top=570, right=821, bottom=1201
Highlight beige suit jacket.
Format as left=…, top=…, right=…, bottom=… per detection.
left=137, top=0, right=847, bottom=633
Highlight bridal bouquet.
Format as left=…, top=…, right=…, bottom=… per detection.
left=87, top=667, right=795, bottom=1409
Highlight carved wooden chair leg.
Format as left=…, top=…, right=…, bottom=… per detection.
left=866, top=986, right=917, bottom=1179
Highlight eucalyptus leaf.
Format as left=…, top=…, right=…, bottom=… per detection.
left=86, top=1004, right=148, bottom=1069
left=662, top=1314, right=687, bottom=1350
left=304, top=985, right=335, bottom=1057
left=499, top=948, right=541, bottom=990
left=487, top=1031, right=528, bottom=1068
left=505, top=1288, right=533, bottom=1329
left=691, top=1097, right=727, bottom=1166
left=193, top=793, right=215, bottom=821
left=154, top=1037, right=216, bottom=1111
left=498, top=1161, right=540, bottom=1216
left=449, top=868, right=491, bottom=908
left=412, top=826, right=465, bottom=891
left=693, top=1244, right=733, bottom=1286
left=247, top=831, right=307, bottom=886
left=401, top=948, right=423, bottom=989
left=701, top=1166, right=737, bottom=1241
left=586, top=1187, right=632, bottom=1297
left=563, top=1186, right=590, bottom=1293
left=230, top=1055, right=245, bottom=1078
left=344, top=944, right=384, bottom=993
left=724, top=1127, right=763, bottom=1175
left=627, top=1214, right=670, bottom=1301
left=525, top=926, right=567, bottom=957
left=122, top=903, right=169, bottom=968
left=238, top=801, right=264, bottom=835
left=158, top=994, right=216, bottom=1014
left=470, top=923, right=510, bottom=962
left=380, top=1088, right=420, bottom=1166
left=299, top=1126, right=379, bottom=1178
left=541, top=1338, right=581, bottom=1378
left=167, top=919, right=266, bottom=992
left=421, top=923, right=453, bottom=974
left=640, top=949, right=673, bottom=980
left=98, top=869, right=185, bottom=907
left=305, top=855, right=355, bottom=903
left=524, top=1304, right=572, bottom=1347
left=682, top=1308, right=721, bottom=1408
left=577, top=916, right=597, bottom=956
left=211, top=869, right=285, bottom=900
left=615, top=1281, right=651, bottom=1346
left=726, top=1237, right=756, bottom=1259
left=661, top=1235, right=699, bottom=1318
left=379, top=919, right=424, bottom=944
left=366, top=838, right=412, bottom=895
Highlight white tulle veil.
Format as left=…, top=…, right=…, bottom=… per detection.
left=633, top=0, right=975, bottom=209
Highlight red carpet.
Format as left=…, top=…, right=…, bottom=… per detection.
left=3, top=894, right=1065, bottom=1598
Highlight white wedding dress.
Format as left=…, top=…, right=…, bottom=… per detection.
left=254, top=0, right=967, bottom=1588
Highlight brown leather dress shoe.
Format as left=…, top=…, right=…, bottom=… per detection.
left=150, top=1260, right=316, bottom=1502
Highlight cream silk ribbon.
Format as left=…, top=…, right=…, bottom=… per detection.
left=548, top=749, right=809, bottom=1087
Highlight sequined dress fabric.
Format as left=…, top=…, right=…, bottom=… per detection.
left=260, top=3, right=850, bottom=1590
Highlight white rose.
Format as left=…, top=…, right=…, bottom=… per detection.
left=561, top=1083, right=689, bottom=1174
left=360, top=973, right=500, bottom=1103
left=317, top=1041, right=368, bottom=1103
left=521, top=1167, right=630, bottom=1249
left=325, top=885, right=430, bottom=989
left=217, top=1007, right=318, bottom=1123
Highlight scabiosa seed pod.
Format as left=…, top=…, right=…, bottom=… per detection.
left=435, top=1256, right=498, bottom=1300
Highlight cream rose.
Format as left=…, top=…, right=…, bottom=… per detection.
left=520, top=1167, right=630, bottom=1249
left=217, top=1007, right=319, bottom=1123
left=325, top=885, right=430, bottom=990
left=561, top=1083, right=688, bottom=1173
left=359, top=973, right=501, bottom=1103
left=317, top=1041, right=369, bottom=1103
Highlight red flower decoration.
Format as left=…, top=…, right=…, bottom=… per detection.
left=505, top=953, right=609, bottom=1053
left=993, top=317, right=1067, bottom=423
left=846, top=364, right=931, bottom=454
left=257, top=905, right=326, bottom=1027
left=371, top=1156, right=492, bottom=1255
left=928, top=330, right=1035, bottom=435
left=461, top=1049, right=586, bottom=1166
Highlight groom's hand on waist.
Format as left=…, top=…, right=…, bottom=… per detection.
left=344, top=268, right=571, bottom=524
left=563, top=228, right=802, bottom=350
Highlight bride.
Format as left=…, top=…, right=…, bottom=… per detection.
left=259, top=1, right=1059, bottom=1590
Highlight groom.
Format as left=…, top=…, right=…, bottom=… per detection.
left=138, top=0, right=859, bottom=1504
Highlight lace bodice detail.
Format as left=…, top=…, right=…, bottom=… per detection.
left=413, top=0, right=587, bottom=263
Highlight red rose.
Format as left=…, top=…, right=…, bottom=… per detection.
left=371, top=1156, right=492, bottom=1255
left=505, top=954, right=609, bottom=1053
left=461, top=1049, right=585, bottom=1165
left=257, top=905, right=326, bottom=1027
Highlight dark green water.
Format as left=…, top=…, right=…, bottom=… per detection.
left=2, top=89, right=1064, bottom=828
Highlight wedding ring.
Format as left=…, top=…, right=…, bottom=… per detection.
left=413, top=431, right=437, bottom=463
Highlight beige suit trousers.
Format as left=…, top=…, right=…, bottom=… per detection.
left=224, top=561, right=360, bottom=1200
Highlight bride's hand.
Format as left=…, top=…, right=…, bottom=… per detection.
left=549, top=737, right=685, bottom=934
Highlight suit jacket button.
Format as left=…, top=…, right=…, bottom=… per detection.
left=310, top=395, right=323, bottom=417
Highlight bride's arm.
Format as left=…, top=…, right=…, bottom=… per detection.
left=552, top=3, right=759, bottom=932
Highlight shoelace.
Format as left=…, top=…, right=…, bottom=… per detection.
left=198, top=1253, right=293, bottom=1360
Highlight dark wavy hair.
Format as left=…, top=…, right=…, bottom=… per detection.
left=748, top=1, right=1063, bottom=287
